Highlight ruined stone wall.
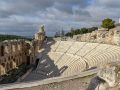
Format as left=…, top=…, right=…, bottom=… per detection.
left=0, top=25, right=45, bottom=76
left=34, top=25, right=45, bottom=51
left=0, top=40, right=33, bottom=76
left=73, top=26, right=120, bottom=45
left=0, top=39, right=44, bottom=76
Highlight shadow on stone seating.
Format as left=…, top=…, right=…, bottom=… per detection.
left=23, top=39, right=68, bottom=81
left=59, top=66, right=68, bottom=74
left=33, top=58, right=39, bottom=70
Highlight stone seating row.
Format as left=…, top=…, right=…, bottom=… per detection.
left=49, top=41, right=120, bottom=71
left=25, top=41, right=120, bottom=81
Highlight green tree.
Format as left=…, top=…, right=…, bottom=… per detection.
left=101, top=18, right=115, bottom=30
left=65, top=32, right=73, bottom=37
left=88, top=27, right=98, bottom=33
left=0, top=34, right=32, bottom=41
left=80, top=28, right=88, bottom=34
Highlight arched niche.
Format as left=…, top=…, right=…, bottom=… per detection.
left=1, top=63, right=5, bottom=68
left=6, top=62, right=10, bottom=71
left=12, top=44, right=16, bottom=52
left=26, top=56, right=30, bottom=65
left=18, top=44, right=22, bottom=51
left=10, top=61, right=13, bottom=69
left=4, top=45, right=9, bottom=54
left=1, top=45, right=5, bottom=56
left=0, top=64, right=6, bottom=75
left=12, top=60, right=17, bottom=69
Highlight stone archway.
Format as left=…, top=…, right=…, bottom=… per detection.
left=19, top=57, right=23, bottom=65
left=13, top=58, right=18, bottom=66
left=6, top=62, right=10, bottom=72
left=35, top=58, right=39, bottom=69
left=18, top=58, right=21, bottom=65
left=12, top=60, right=17, bottom=69
left=15, top=58, right=18, bottom=66
left=10, top=61, right=13, bottom=69
left=26, top=56, right=30, bottom=65
left=0, top=63, right=6, bottom=75
left=31, top=57, right=34, bottom=64
left=1, top=46, right=4, bottom=56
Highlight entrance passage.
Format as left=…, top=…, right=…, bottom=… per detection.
left=27, top=56, right=30, bottom=65
left=34, top=58, right=39, bottom=69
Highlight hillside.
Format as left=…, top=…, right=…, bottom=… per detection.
left=0, top=34, right=32, bottom=41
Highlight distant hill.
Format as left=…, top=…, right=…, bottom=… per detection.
left=24, top=35, right=34, bottom=39
left=0, top=34, right=32, bottom=41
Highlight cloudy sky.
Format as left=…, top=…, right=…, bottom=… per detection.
left=0, top=0, right=120, bottom=37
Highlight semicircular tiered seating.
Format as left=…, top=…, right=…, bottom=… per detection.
left=23, top=41, right=120, bottom=81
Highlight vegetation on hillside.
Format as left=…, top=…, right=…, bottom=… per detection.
left=0, top=34, right=32, bottom=41
left=46, top=36, right=54, bottom=41
left=54, top=18, right=116, bottom=38
left=101, top=18, right=115, bottom=30
left=65, top=27, right=98, bottom=37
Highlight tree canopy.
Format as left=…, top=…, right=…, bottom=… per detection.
left=101, top=18, right=115, bottom=30
left=0, top=34, right=32, bottom=41
left=65, top=27, right=98, bottom=37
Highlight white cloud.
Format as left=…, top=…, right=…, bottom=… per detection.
left=0, top=0, right=120, bottom=36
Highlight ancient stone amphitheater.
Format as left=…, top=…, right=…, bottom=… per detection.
left=1, top=26, right=120, bottom=90
left=1, top=40, right=120, bottom=90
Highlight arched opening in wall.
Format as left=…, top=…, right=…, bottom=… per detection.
left=10, top=61, right=13, bottom=69
left=27, top=56, right=30, bottom=65
left=1, top=46, right=4, bottom=56
left=13, top=58, right=17, bottom=66
left=13, top=58, right=15, bottom=62
left=15, top=44, right=18, bottom=51
left=16, top=58, right=19, bottom=66
left=8, top=56, right=10, bottom=60
left=1, top=63, right=5, bottom=68
left=0, top=65, right=3, bottom=75
left=20, top=53, right=22, bottom=56
left=31, top=57, right=34, bottom=64
left=35, top=58, right=39, bottom=69
left=18, top=58, right=21, bottom=65
left=12, top=45, right=15, bottom=52
left=19, top=56, right=23, bottom=64
left=20, top=57, right=23, bottom=64
left=0, top=64, right=5, bottom=75
left=17, top=58, right=20, bottom=66
left=6, top=63, right=9, bottom=71
left=12, top=59, right=17, bottom=69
